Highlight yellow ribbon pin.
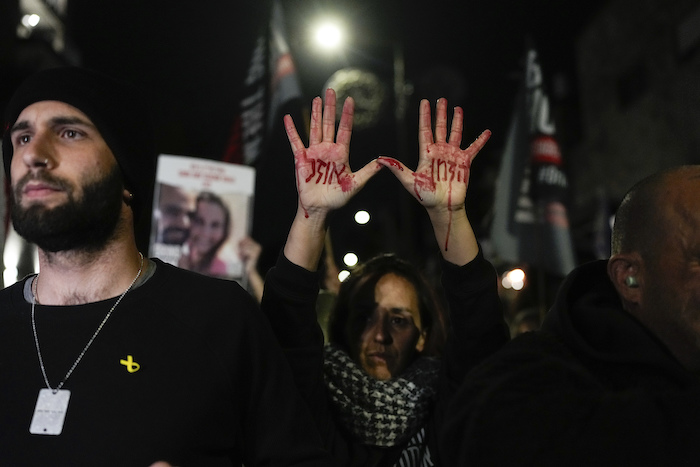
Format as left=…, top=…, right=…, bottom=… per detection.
left=120, top=355, right=140, bottom=373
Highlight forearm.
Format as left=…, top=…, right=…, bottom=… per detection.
left=427, top=206, right=478, bottom=266
left=243, top=303, right=331, bottom=466
left=283, top=206, right=329, bottom=272
left=439, top=250, right=507, bottom=385
left=247, top=270, right=265, bottom=303
left=260, top=253, right=336, bottom=452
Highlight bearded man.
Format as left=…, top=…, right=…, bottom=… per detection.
left=0, top=67, right=333, bottom=467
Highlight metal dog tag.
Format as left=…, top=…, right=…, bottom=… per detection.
left=29, top=388, right=71, bottom=435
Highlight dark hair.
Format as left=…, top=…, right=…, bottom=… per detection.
left=190, top=191, right=231, bottom=271
left=327, top=253, right=446, bottom=358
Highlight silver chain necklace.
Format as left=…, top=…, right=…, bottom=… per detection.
left=31, top=252, right=145, bottom=393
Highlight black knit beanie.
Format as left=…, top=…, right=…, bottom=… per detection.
left=2, top=67, right=157, bottom=222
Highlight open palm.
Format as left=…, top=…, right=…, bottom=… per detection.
left=284, top=89, right=380, bottom=217
left=379, top=98, right=491, bottom=212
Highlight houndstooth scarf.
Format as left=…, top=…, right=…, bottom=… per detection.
left=323, top=344, right=440, bottom=449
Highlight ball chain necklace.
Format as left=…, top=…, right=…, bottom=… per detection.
left=28, top=252, right=144, bottom=435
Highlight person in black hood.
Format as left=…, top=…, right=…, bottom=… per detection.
left=439, top=165, right=700, bottom=465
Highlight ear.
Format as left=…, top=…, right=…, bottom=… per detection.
left=415, top=328, right=427, bottom=353
left=607, top=253, right=642, bottom=307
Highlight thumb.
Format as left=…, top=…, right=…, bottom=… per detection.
left=352, top=158, right=385, bottom=191
left=376, top=156, right=416, bottom=192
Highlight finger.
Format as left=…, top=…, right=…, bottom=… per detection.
left=377, top=156, right=416, bottom=192
left=434, top=98, right=448, bottom=143
left=376, top=156, right=406, bottom=173
left=448, top=106, right=464, bottom=147
left=284, top=114, right=306, bottom=157
left=353, top=158, right=387, bottom=191
left=418, top=99, right=433, bottom=153
left=464, top=129, right=492, bottom=162
left=336, top=97, right=355, bottom=148
left=309, top=96, right=323, bottom=145
left=322, top=88, right=337, bottom=143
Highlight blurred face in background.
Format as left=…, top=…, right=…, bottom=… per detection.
left=189, top=199, right=227, bottom=259
left=156, top=184, right=194, bottom=245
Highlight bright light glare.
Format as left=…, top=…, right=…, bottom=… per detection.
left=501, top=276, right=511, bottom=289
left=3, top=235, right=22, bottom=286
left=3, top=267, right=17, bottom=286
left=314, top=22, right=342, bottom=50
left=22, top=14, right=41, bottom=28
left=501, top=268, right=526, bottom=291
left=3, top=226, right=37, bottom=286
left=343, top=252, right=358, bottom=267
left=338, top=270, right=351, bottom=282
left=509, top=269, right=525, bottom=282
left=354, top=210, right=370, bottom=224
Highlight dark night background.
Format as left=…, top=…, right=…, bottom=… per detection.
left=2, top=0, right=699, bottom=311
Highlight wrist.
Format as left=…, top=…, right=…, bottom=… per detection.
left=427, top=204, right=467, bottom=223
left=295, top=204, right=331, bottom=230
left=284, top=206, right=329, bottom=271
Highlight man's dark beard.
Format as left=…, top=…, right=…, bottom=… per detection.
left=160, top=226, right=189, bottom=245
left=11, top=166, right=125, bottom=253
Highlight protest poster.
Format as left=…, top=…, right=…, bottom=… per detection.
left=149, top=154, right=256, bottom=283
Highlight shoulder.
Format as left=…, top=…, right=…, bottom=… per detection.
left=0, top=280, right=30, bottom=330
left=441, top=331, right=592, bottom=428
left=454, top=330, right=598, bottom=412
left=472, top=331, right=577, bottom=373
left=0, top=278, right=30, bottom=312
left=137, top=258, right=257, bottom=318
left=150, top=258, right=243, bottom=292
left=130, top=259, right=269, bottom=353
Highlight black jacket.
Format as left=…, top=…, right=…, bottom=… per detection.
left=439, top=260, right=700, bottom=466
left=263, top=250, right=508, bottom=466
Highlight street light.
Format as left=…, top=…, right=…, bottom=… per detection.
left=343, top=252, right=359, bottom=267
left=354, top=210, right=370, bottom=224
left=307, top=11, right=414, bottom=259
left=312, top=20, right=344, bottom=52
left=21, top=14, right=41, bottom=28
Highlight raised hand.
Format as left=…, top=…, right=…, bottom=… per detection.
left=283, top=88, right=382, bottom=270
left=378, top=98, right=491, bottom=263
left=378, top=98, right=490, bottom=212
left=284, top=88, right=381, bottom=218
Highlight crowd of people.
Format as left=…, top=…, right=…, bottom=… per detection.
left=2, top=65, right=700, bottom=466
